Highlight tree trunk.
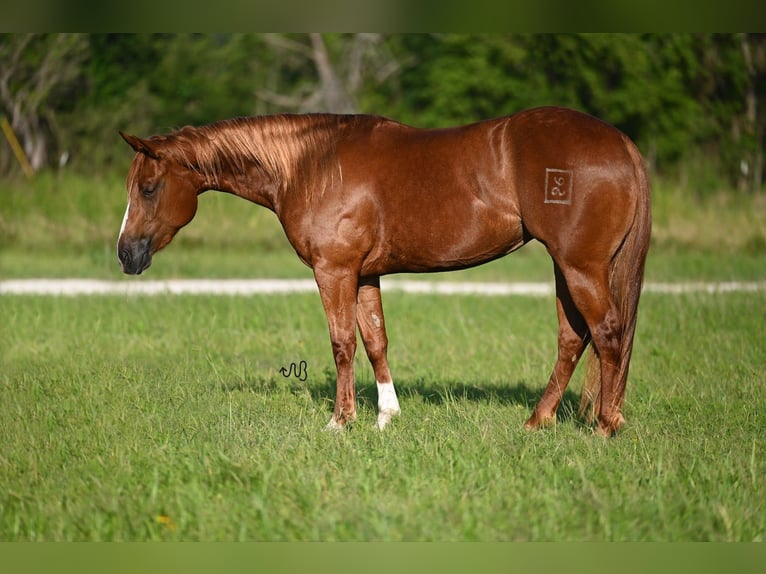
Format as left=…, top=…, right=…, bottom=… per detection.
left=0, top=34, right=86, bottom=173
left=308, top=33, right=356, bottom=114
left=741, top=33, right=762, bottom=193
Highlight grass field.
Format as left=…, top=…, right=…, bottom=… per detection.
left=1, top=290, right=764, bottom=541
left=1, top=172, right=765, bottom=541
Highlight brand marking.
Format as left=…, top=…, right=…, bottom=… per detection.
left=545, top=168, right=573, bottom=205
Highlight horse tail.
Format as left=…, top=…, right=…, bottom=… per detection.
left=579, top=135, right=652, bottom=424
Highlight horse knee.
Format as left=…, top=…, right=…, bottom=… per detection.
left=331, top=336, right=357, bottom=367
left=364, top=337, right=388, bottom=365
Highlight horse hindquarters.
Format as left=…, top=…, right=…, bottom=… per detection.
left=514, top=111, right=651, bottom=435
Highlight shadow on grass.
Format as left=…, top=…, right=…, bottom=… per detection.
left=220, top=370, right=582, bottom=424
left=391, top=378, right=581, bottom=424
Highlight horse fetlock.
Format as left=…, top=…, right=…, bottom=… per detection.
left=376, top=381, right=400, bottom=412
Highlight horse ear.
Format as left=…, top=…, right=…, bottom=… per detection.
left=119, top=131, right=162, bottom=160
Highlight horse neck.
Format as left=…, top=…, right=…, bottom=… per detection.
left=189, top=115, right=344, bottom=212
left=204, top=163, right=280, bottom=212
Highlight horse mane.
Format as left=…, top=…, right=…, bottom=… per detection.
left=150, top=114, right=368, bottom=196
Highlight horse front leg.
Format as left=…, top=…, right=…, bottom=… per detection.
left=314, top=265, right=359, bottom=430
left=356, top=277, right=400, bottom=430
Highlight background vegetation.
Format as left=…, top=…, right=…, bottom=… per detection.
left=1, top=33, right=765, bottom=194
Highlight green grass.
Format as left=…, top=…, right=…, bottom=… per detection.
left=1, top=291, right=764, bottom=541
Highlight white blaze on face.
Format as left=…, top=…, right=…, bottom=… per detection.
left=118, top=194, right=132, bottom=244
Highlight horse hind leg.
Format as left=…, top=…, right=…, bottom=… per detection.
left=356, top=277, right=400, bottom=430
left=558, top=265, right=625, bottom=436
left=525, top=264, right=590, bottom=430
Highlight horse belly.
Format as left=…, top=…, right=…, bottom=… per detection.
left=371, top=205, right=524, bottom=275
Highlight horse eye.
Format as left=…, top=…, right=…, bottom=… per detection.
left=141, top=184, right=157, bottom=198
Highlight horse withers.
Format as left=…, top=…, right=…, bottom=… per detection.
left=117, top=107, right=651, bottom=436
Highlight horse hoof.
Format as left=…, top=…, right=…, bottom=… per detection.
left=324, top=418, right=345, bottom=432
left=595, top=424, right=614, bottom=438
left=375, top=410, right=399, bottom=431
left=596, top=412, right=626, bottom=437
left=524, top=412, right=556, bottom=430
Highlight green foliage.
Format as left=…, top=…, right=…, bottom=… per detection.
left=150, top=34, right=268, bottom=126
left=2, top=34, right=764, bottom=190
left=57, top=34, right=272, bottom=170
left=371, top=33, right=765, bottom=188
left=381, top=35, right=533, bottom=126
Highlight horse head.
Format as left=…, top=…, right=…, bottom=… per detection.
left=117, top=131, right=201, bottom=275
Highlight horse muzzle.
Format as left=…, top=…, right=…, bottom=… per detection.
left=118, top=237, right=153, bottom=275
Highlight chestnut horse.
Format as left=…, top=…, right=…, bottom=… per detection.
left=117, top=107, right=651, bottom=436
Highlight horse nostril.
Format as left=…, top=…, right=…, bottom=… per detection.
left=119, top=248, right=132, bottom=266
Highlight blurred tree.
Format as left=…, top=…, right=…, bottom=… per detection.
left=255, top=33, right=401, bottom=114
left=150, top=34, right=268, bottom=126
left=0, top=34, right=87, bottom=172
left=58, top=34, right=163, bottom=170
left=376, top=34, right=541, bottom=127
left=1, top=33, right=761, bottom=192
left=61, top=34, right=270, bottom=170
left=737, top=33, right=765, bottom=192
